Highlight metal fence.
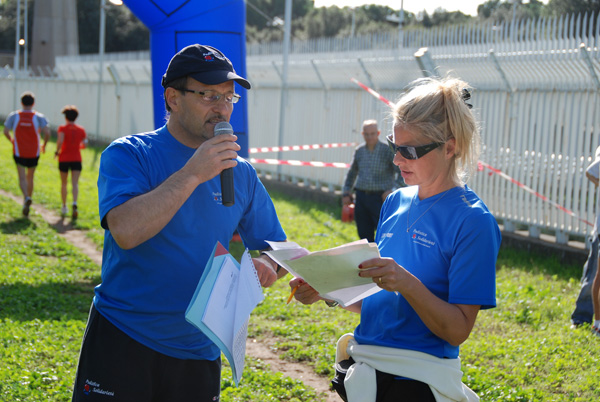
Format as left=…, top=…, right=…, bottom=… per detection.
left=0, top=51, right=153, bottom=144
left=247, top=13, right=600, bottom=244
left=1, top=13, right=599, bottom=244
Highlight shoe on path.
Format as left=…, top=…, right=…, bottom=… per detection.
left=72, top=204, right=78, bottom=220
left=22, top=198, right=32, bottom=217
left=61, top=206, right=68, bottom=216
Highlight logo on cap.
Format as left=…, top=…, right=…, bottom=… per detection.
left=203, top=50, right=226, bottom=63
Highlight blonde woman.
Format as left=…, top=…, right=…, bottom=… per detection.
left=291, top=77, right=501, bottom=402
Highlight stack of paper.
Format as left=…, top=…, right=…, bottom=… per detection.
left=264, top=239, right=382, bottom=307
left=185, top=242, right=264, bottom=386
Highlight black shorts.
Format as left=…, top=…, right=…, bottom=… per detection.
left=333, top=358, right=436, bottom=402
left=14, top=155, right=39, bottom=168
left=59, top=161, right=82, bottom=172
left=72, top=304, right=221, bottom=402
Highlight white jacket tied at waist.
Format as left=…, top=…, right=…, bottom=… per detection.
left=336, top=333, right=479, bottom=402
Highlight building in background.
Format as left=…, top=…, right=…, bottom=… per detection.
left=31, top=0, right=78, bottom=70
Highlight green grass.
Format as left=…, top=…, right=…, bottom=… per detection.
left=0, top=136, right=104, bottom=247
left=0, top=196, right=98, bottom=401
left=1, top=134, right=600, bottom=401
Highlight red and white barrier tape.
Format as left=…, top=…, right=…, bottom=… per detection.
left=351, top=78, right=393, bottom=106
left=478, top=161, right=593, bottom=227
left=249, top=152, right=593, bottom=226
left=250, top=142, right=356, bottom=154
left=352, top=77, right=593, bottom=227
left=250, top=158, right=350, bottom=169
left=248, top=78, right=595, bottom=228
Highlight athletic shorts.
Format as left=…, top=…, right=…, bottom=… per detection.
left=72, top=304, right=222, bottom=402
left=14, top=155, right=39, bottom=168
left=59, top=161, right=82, bottom=172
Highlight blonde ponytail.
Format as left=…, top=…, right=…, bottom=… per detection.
left=392, top=76, right=481, bottom=185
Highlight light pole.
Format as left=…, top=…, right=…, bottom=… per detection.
left=14, top=0, right=20, bottom=73
left=23, top=0, right=27, bottom=73
left=96, top=0, right=122, bottom=141
left=398, top=0, right=404, bottom=49
left=351, top=7, right=356, bottom=38
left=13, top=0, right=21, bottom=110
left=12, top=0, right=29, bottom=73
left=277, top=0, right=292, bottom=180
left=386, top=1, right=405, bottom=49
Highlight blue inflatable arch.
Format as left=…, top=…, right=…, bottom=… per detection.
left=122, top=0, right=250, bottom=156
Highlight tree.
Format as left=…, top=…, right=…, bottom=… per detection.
left=0, top=0, right=32, bottom=53
left=476, top=0, right=545, bottom=23
left=302, top=6, right=349, bottom=38
left=478, top=0, right=503, bottom=19
left=76, top=0, right=148, bottom=54
left=246, top=0, right=312, bottom=30
left=1, top=0, right=582, bottom=59
left=547, top=0, right=600, bottom=16
left=295, top=4, right=400, bottom=40
left=429, top=8, right=471, bottom=26
left=103, top=5, right=149, bottom=53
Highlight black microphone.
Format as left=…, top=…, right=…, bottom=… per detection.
left=214, top=121, right=235, bottom=207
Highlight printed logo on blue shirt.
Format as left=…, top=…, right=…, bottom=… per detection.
left=213, top=191, right=224, bottom=205
left=410, top=229, right=436, bottom=248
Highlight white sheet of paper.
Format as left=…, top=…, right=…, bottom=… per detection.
left=197, top=250, right=264, bottom=385
left=264, top=239, right=382, bottom=307
left=202, top=257, right=239, bottom=350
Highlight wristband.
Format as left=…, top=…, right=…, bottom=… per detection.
left=260, top=252, right=282, bottom=274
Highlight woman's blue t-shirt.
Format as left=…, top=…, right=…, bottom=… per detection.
left=355, top=185, right=500, bottom=359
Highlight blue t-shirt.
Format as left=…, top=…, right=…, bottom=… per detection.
left=94, top=125, right=286, bottom=360
left=355, top=185, right=500, bottom=359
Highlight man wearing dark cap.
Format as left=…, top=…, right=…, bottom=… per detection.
left=71, top=44, right=287, bottom=401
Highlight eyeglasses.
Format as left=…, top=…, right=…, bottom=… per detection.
left=179, top=88, right=241, bottom=104
left=386, top=134, right=444, bottom=160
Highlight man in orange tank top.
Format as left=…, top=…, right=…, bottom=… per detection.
left=3, top=91, right=50, bottom=216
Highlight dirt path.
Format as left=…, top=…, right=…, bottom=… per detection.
left=1, top=189, right=338, bottom=402
left=0, top=189, right=102, bottom=265
left=245, top=339, right=338, bottom=402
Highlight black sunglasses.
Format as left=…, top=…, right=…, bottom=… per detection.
left=386, top=134, right=444, bottom=160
